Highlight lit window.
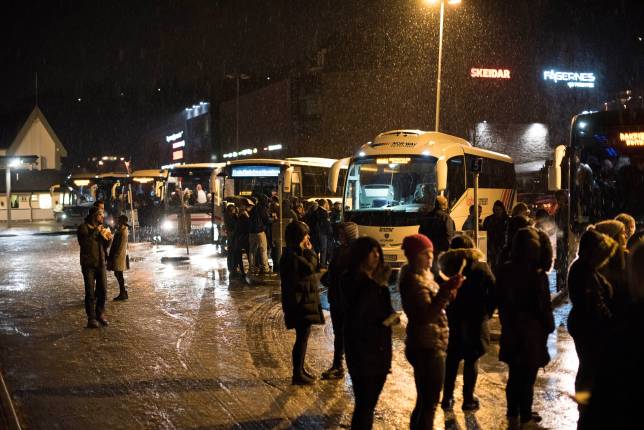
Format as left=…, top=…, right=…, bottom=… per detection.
left=39, top=194, right=53, bottom=209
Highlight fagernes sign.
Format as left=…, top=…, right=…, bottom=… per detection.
left=543, top=70, right=595, bottom=88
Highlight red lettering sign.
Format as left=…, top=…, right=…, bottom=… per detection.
left=470, top=68, right=511, bottom=79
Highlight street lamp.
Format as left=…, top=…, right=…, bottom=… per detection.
left=424, top=0, right=461, bottom=132
left=225, top=73, right=251, bottom=152
left=1, top=156, right=38, bottom=228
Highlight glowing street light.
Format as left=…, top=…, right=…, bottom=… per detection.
left=423, top=0, right=461, bottom=131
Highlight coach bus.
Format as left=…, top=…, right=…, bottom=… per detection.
left=160, top=163, right=224, bottom=240
left=329, top=130, right=516, bottom=268
left=548, top=108, right=644, bottom=286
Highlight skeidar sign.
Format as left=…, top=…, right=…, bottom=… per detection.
left=470, top=68, right=511, bottom=79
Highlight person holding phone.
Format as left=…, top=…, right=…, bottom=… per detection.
left=279, top=221, right=324, bottom=385
left=399, top=233, right=463, bottom=430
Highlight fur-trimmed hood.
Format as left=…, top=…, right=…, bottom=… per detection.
left=438, top=248, right=485, bottom=277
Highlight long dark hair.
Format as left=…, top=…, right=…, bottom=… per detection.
left=349, top=237, right=384, bottom=272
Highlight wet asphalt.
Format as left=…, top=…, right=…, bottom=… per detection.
left=0, top=235, right=579, bottom=429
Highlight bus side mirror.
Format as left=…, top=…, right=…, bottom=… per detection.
left=283, top=167, right=293, bottom=193
left=548, top=145, right=566, bottom=191
left=328, top=157, right=350, bottom=193
left=436, top=158, right=447, bottom=193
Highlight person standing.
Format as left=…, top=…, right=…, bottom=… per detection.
left=461, top=205, right=482, bottom=233
left=399, top=233, right=463, bottom=429
left=77, top=207, right=112, bottom=328
left=107, top=215, right=130, bottom=301
left=312, top=199, right=333, bottom=268
left=439, top=235, right=495, bottom=413
left=567, top=228, right=618, bottom=428
left=249, top=195, right=270, bottom=274
left=419, top=196, right=455, bottom=272
left=482, top=200, right=509, bottom=273
left=195, top=184, right=208, bottom=204
left=279, top=221, right=324, bottom=385
left=497, top=227, right=554, bottom=428
left=342, top=237, right=394, bottom=429
left=320, top=222, right=359, bottom=380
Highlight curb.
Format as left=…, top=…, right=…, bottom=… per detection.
left=0, top=371, right=21, bottom=430
left=0, top=230, right=74, bottom=238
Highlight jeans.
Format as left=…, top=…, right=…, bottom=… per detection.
left=350, top=371, right=388, bottom=430
left=292, top=323, right=311, bottom=378
left=506, top=364, right=538, bottom=421
left=82, top=266, right=107, bottom=320
left=270, top=243, right=281, bottom=273
left=406, top=348, right=446, bottom=430
left=318, top=234, right=329, bottom=268
left=249, top=232, right=269, bottom=272
left=443, top=354, right=479, bottom=403
left=114, top=271, right=125, bottom=289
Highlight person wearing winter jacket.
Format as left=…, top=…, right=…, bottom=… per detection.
left=279, top=221, right=325, bottom=385
left=399, top=233, right=464, bottom=429
left=249, top=195, right=270, bottom=274
left=439, top=234, right=495, bottom=412
left=341, top=237, right=394, bottom=430
left=567, top=227, right=618, bottom=428
left=482, top=200, right=509, bottom=272
left=107, top=215, right=130, bottom=301
left=319, top=222, right=359, bottom=380
left=497, top=227, right=555, bottom=428
left=418, top=196, right=455, bottom=273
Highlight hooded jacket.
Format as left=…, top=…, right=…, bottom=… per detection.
left=398, top=264, right=451, bottom=352
left=496, top=228, right=555, bottom=368
left=567, top=229, right=617, bottom=339
left=439, top=248, right=495, bottom=359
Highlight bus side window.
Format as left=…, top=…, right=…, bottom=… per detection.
left=447, top=156, right=465, bottom=208
left=291, top=171, right=302, bottom=197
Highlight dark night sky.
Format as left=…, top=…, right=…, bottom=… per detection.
left=1, top=0, right=642, bottom=165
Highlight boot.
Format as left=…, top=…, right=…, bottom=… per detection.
left=113, top=286, right=128, bottom=301
left=86, top=318, right=100, bottom=329
left=291, top=373, right=315, bottom=386
left=97, top=314, right=109, bottom=326
left=321, top=366, right=344, bottom=380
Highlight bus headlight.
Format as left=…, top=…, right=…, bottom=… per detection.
left=61, top=213, right=67, bottom=219
left=161, top=220, right=174, bottom=231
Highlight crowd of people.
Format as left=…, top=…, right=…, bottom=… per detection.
left=277, top=196, right=644, bottom=430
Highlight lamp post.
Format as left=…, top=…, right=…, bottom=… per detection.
left=424, top=0, right=461, bottom=132
left=225, top=73, right=250, bottom=152
left=1, top=156, right=39, bottom=229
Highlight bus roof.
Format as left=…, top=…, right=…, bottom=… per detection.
left=162, top=163, right=224, bottom=170
left=131, top=169, right=166, bottom=178
left=358, top=130, right=512, bottom=163
left=226, top=157, right=338, bottom=168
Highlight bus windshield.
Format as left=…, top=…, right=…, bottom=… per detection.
left=167, top=168, right=213, bottom=208
left=571, top=112, right=644, bottom=224
left=343, top=156, right=437, bottom=226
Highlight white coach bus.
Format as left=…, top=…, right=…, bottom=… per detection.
left=329, top=130, right=516, bottom=268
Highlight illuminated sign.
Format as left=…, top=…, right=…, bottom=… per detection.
left=231, top=166, right=281, bottom=178
left=172, top=150, right=184, bottom=161
left=543, top=70, right=595, bottom=88
left=471, top=68, right=511, bottom=79
left=166, top=131, right=184, bottom=143
left=620, top=132, right=644, bottom=147
left=223, top=148, right=258, bottom=159
left=172, top=140, right=185, bottom=149
left=376, top=157, right=411, bottom=165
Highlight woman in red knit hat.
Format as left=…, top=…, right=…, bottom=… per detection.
left=399, top=233, right=464, bottom=429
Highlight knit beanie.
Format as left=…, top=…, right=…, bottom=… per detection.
left=402, top=234, right=434, bottom=260
left=337, top=222, right=359, bottom=241
left=578, top=227, right=618, bottom=269
left=593, top=220, right=625, bottom=242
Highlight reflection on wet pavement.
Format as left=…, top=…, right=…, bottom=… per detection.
left=0, top=236, right=579, bottom=429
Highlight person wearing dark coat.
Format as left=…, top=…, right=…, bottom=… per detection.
left=566, top=227, right=618, bottom=428
left=279, top=221, right=325, bottom=385
left=341, top=237, right=394, bottom=430
left=223, top=204, right=238, bottom=274
left=482, top=200, right=509, bottom=272
left=233, top=208, right=250, bottom=277
left=399, top=233, right=463, bottom=430
left=249, top=195, right=270, bottom=274
left=498, top=215, right=532, bottom=266
left=418, top=196, right=455, bottom=272
left=311, top=199, right=333, bottom=268
left=585, top=241, right=644, bottom=429
left=497, top=227, right=555, bottom=427
left=439, top=235, right=495, bottom=412
left=319, top=222, right=359, bottom=380
left=77, top=207, right=112, bottom=328
left=107, top=215, right=130, bottom=301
